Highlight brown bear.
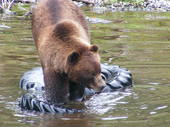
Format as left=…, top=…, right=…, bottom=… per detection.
left=32, top=0, right=105, bottom=104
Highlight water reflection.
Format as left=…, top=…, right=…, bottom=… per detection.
left=38, top=119, right=89, bottom=127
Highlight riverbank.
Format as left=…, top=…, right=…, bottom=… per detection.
left=0, top=0, right=170, bottom=15
left=15, top=0, right=170, bottom=12
left=75, top=0, right=170, bottom=12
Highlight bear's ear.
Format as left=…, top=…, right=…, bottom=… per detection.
left=68, top=52, right=80, bottom=65
left=90, top=45, right=99, bottom=52
left=53, top=20, right=78, bottom=41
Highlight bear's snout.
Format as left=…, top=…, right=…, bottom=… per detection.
left=86, top=74, right=106, bottom=92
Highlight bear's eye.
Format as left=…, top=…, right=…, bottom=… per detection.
left=90, top=45, right=98, bottom=52
left=68, top=52, right=80, bottom=65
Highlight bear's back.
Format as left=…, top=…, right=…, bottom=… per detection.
left=32, top=0, right=89, bottom=45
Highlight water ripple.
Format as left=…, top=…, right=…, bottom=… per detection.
left=101, top=116, right=128, bottom=120
left=85, top=90, right=132, bottom=114
left=154, top=105, right=168, bottom=110
left=0, top=24, right=11, bottom=29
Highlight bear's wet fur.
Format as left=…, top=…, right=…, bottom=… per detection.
left=32, top=0, right=105, bottom=104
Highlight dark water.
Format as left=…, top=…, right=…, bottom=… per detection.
left=0, top=11, right=170, bottom=127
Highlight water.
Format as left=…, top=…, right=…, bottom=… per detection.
left=0, top=11, right=170, bottom=127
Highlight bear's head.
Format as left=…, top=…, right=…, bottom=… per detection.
left=52, top=20, right=105, bottom=91
left=66, top=45, right=105, bottom=91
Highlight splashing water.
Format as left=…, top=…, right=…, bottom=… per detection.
left=85, top=90, right=132, bottom=114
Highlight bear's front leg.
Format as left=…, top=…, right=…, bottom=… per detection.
left=69, top=81, right=85, bottom=102
left=44, top=68, right=69, bottom=105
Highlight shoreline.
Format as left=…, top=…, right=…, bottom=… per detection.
left=75, top=0, right=170, bottom=12
left=0, top=0, right=170, bottom=15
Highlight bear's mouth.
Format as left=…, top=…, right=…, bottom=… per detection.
left=83, top=82, right=104, bottom=92
left=69, top=77, right=105, bottom=92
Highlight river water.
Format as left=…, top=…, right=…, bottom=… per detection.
left=0, top=11, right=170, bottom=127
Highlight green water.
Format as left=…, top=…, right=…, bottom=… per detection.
left=0, top=11, right=170, bottom=127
